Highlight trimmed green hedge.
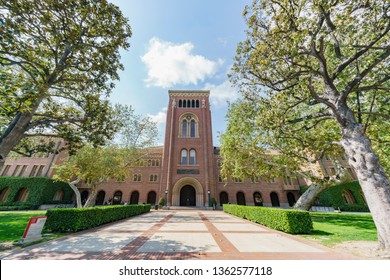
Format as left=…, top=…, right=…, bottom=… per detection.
left=300, top=181, right=369, bottom=212
left=0, top=177, right=73, bottom=209
left=45, top=204, right=151, bottom=232
left=223, top=204, right=313, bottom=234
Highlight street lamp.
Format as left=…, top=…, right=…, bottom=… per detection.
left=207, top=190, right=211, bottom=207
left=165, top=190, right=168, bottom=208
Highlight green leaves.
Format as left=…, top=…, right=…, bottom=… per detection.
left=0, top=0, right=132, bottom=157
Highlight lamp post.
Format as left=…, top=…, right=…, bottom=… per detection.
left=165, top=190, right=168, bottom=208
left=208, top=190, right=211, bottom=207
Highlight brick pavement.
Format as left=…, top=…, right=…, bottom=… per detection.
left=0, top=210, right=359, bottom=260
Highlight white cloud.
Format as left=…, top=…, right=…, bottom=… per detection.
left=205, top=80, right=240, bottom=108
left=148, top=107, right=167, bottom=125
left=141, top=37, right=223, bottom=88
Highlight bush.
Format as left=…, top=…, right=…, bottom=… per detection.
left=300, top=181, right=369, bottom=212
left=0, top=177, right=73, bottom=209
left=223, top=204, right=313, bottom=234
left=45, top=204, right=151, bottom=232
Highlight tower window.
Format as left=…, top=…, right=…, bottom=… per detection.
left=182, top=119, right=188, bottom=137
left=181, top=149, right=188, bottom=165
left=189, top=149, right=196, bottom=165
left=179, top=114, right=198, bottom=138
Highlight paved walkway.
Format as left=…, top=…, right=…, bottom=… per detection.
left=1, top=210, right=358, bottom=260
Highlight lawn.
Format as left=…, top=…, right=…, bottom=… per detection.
left=301, top=212, right=377, bottom=246
left=0, top=211, right=47, bottom=243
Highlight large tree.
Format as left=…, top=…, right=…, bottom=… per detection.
left=53, top=105, right=158, bottom=208
left=0, top=0, right=131, bottom=167
left=228, top=0, right=390, bottom=250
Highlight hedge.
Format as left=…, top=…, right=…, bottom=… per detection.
left=0, top=177, right=73, bottom=209
left=300, top=181, right=369, bottom=212
left=45, top=204, right=151, bottom=232
left=223, top=204, right=313, bottom=234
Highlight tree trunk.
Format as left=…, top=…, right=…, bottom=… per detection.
left=84, top=186, right=97, bottom=208
left=339, top=108, right=390, bottom=252
left=68, top=180, right=82, bottom=208
left=0, top=96, right=45, bottom=171
left=294, top=183, right=331, bottom=211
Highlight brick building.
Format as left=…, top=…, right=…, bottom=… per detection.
left=0, top=90, right=357, bottom=208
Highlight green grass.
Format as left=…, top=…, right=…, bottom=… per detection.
left=301, top=212, right=377, bottom=246
left=0, top=211, right=47, bottom=242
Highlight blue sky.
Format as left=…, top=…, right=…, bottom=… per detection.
left=109, top=0, right=251, bottom=145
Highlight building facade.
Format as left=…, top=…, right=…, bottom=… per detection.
left=0, top=90, right=357, bottom=208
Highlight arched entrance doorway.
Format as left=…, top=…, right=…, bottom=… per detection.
left=219, top=191, right=229, bottom=206
left=180, top=185, right=196, bottom=206
left=95, top=190, right=105, bottom=205
left=270, top=192, right=280, bottom=207
left=287, top=192, right=296, bottom=207
left=253, top=192, right=263, bottom=206
left=236, top=192, right=246, bottom=205
left=147, top=191, right=157, bottom=205
left=172, top=177, right=204, bottom=207
left=130, top=191, right=139, bottom=204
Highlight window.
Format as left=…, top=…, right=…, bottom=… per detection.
left=190, top=120, right=196, bottom=137
left=284, top=176, right=292, bottom=185
left=113, top=191, right=122, bottom=205
left=342, top=189, right=356, bottom=205
left=14, top=187, right=29, bottom=202
left=36, top=165, right=45, bottom=176
left=116, top=174, right=125, bottom=182
left=18, top=165, right=27, bottom=177
left=251, top=176, right=260, bottom=183
left=133, top=174, right=142, bottom=182
left=189, top=149, right=196, bottom=165
left=181, top=149, right=188, bottom=165
left=330, top=167, right=336, bottom=175
left=269, top=177, right=276, bottom=183
left=1, top=165, right=11, bottom=176
left=29, top=165, right=38, bottom=177
left=149, top=174, right=158, bottom=182
left=218, top=175, right=223, bottom=183
left=12, top=165, right=21, bottom=176
left=156, top=160, right=160, bottom=166
left=179, top=114, right=198, bottom=138
left=233, top=177, right=243, bottom=183
left=0, top=187, right=10, bottom=202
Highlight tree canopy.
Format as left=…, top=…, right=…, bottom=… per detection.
left=225, top=0, right=390, bottom=250
left=0, top=0, right=131, bottom=164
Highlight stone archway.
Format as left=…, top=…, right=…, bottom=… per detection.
left=172, top=177, right=204, bottom=207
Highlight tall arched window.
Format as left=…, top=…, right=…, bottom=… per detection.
left=342, top=189, right=356, bottom=205
left=113, top=191, right=122, bottom=205
left=270, top=192, right=280, bottom=207
left=179, top=99, right=183, bottom=107
left=196, top=100, right=200, bottom=108
left=181, top=149, right=188, bottom=165
left=189, top=149, right=196, bottom=165
left=190, top=120, right=196, bottom=137
left=253, top=192, right=263, bottom=206
left=182, top=120, right=188, bottom=137
left=191, top=100, right=195, bottom=108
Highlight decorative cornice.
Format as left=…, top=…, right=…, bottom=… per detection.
left=168, top=90, right=210, bottom=97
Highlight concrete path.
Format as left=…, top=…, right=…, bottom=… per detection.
left=1, top=210, right=358, bottom=260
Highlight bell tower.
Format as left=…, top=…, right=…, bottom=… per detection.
left=159, top=90, right=215, bottom=207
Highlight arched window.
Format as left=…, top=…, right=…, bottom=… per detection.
left=181, top=149, right=188, bottom=165
left=220, top=191, right=229, bottom=206
left=253, top=192, right=263, bottom=206
left=130, top=191, right=139, bottom=204
left=95, top=190, right=105, bottom=205
left=342, top=189, right=356, bottom=205
left=196, top=100, right=200, bottom=108
left=236, top=192, right=246, bottom=205
left=147, top=191, right=157, bottom=205
left=14, top=187, right=29, bottom=202
left=113, top=191, right=122, bottom=205
left=191, top=100, right=195, bottom=108
left=287, top=192, right=296, bottom=207
left=179, top=99, right=182, bottom=107
left=179, top=114, right=198, bottom=138
left=182, top=120, right=188, bottom=137
left=0, top=187, right=10, bottom=202
left=53, top=190, right=64, bottom=201
left=190, top=120, right=196, bottom=137
left=187, top=100, right=191, bottom=107
left=183, top=100, right=187, bottom=108
left=189, top=149, right=196, bottom=165
left=156, top=160, right=160, bottom=166
left=270, top=192, right=280, bottom=207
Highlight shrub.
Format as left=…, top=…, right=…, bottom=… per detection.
left=0, top=177, right=73, bottom=209
left=223, top=204, right=313, bottom=234
left=300, top=181, right=369, bottom=212
left=45, top=204, right=151, bottom=232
